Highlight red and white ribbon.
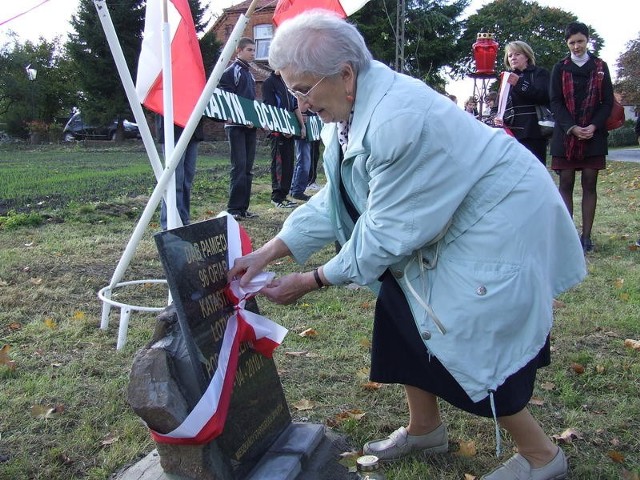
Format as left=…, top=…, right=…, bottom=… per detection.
left=151, top=213, right=287, bottom=444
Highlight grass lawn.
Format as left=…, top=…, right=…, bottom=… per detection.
left=0, top=141, right=639, bottom=479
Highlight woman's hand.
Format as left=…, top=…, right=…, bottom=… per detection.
left=227, top=237, right=291, bottom=288
left=570, top=125, right=595, bottom=140
left=259, top=272, right=318, bottom=305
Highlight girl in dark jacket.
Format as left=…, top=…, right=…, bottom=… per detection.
left=550, top=22, right=613, bottom=253
left=501, top=41, right=550, bottom=165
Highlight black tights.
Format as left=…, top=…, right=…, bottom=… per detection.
left=557, top=168, right=599, bottom=239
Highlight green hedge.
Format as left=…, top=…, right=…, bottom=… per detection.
left=608, top=126, right=638, bottom=148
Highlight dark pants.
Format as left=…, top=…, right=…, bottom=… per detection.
left=227, top=126, right=256, bottom=215
left=270, top=134, right=295, bottom=203
left=161, top=140, right=199, bottom=229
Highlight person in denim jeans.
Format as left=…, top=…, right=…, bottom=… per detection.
left=290, top=109, right=312, bottom=201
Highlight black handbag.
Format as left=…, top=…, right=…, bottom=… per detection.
left=535, top=105, right=554, bottom=138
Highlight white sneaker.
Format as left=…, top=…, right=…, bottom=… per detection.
left=306, top=182, right=322, bottom=191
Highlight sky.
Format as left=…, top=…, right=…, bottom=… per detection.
left=1, top=0, right=638, bottom=106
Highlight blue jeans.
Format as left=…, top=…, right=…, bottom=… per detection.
left=291, top=137, right=311, bottom=196
left=227, top=126, right=256, bottom=214
left=161, top=139, right=199, bottom=229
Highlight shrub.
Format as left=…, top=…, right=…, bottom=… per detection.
left=0, top=210, right=44, bottom=229
left=608, top=126, right=637, bottom=147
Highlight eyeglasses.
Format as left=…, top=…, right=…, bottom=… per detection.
left=286, top=76, right=326, bottom=101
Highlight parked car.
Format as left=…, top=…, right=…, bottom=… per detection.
left=62, top=112, right=140, bottom=141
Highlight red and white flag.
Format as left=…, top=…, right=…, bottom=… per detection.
left=150, top=213, right=288, bottom=445
left=136, top=0, right=205, bottom=127
left=273, top=0, right=371, bottom=26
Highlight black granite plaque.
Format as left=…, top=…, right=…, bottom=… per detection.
left=154, top=217, right=291, bottom=475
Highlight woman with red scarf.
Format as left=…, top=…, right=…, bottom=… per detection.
left=550, top=21, right=614, bottom=253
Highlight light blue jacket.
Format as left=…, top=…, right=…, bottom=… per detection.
left=278, top=61, right=586, bottom=402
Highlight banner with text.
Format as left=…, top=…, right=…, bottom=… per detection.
left=204, top=89, right=323, bottom=141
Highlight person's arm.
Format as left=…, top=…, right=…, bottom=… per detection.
left=550, top=62, right=578, bottom=135
left=512, top=67, right=550, bottom=105
left=294, top=107, right=306, bottom=139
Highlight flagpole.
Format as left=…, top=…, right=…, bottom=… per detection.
left=161, top=0, right=180, bottom=230
left=102, top=0, right=261, bottom=316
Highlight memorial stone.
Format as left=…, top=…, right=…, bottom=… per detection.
left=139, top=217, right=291, bottom=478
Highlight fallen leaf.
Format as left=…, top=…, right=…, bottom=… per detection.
left=359, top=337, right=372, bottom=348
left=614, top=278, right=625, bottom=289
left=44, top=318, right=58, bottom=329
left=337, top=450, right=359, bottom=471
left=628, top=244, right=638, bottom=252
left=552, top=428, right=582, bottom=444
left=570, top=363, right=585, bottom=374
left=101, top=434, right=119, bottom=446
left=29, top=277, right=43, bottom=285
left=285, top=350, right=309, bottom=357
left=464, top=474, right=477, bottom=480
left=334, top=409, right=366, bottom=421
left=552, top=299, right=565, bottom=309
left=540, top=382, right=555, bottom=391
left=620, top=293, right=630, bottom=302
left=299, top=328, right=317, bottom=338
left=595, top=365, right=605, bottom=374
left=8, top=322, right=22, bottom=331
left=611, top=437, right=621, bottom=447
left=0, top=345, right=16, bottom=370
left=624, top=339, right=640, bottom=351
left=30, top=404, right=60, bottom=419
left=292, top=399, right=314, bottom=411
left=528, top=397, right=545, bottom=406
left=362, top=381, right=382, bottom=391
left=608, top=450, right=625, bottom=463
left=455, top=440, right=477, bottom=457
left=72, top=311, right=86, bottom=321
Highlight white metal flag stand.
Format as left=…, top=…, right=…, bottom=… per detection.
left=93, top=0, right=259, bottom=349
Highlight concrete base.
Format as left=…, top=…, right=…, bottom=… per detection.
left=112, top=424, right=354, bottom=480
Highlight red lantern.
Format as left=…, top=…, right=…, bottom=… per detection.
left=473, top=32, right=499, bottom=75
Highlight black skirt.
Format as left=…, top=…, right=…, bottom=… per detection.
left=370, top=271, right=550, bottom=418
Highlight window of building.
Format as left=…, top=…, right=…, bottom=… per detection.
left=254, top=24, right=273, bottom=60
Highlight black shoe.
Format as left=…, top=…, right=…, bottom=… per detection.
left=291, top=192, right=311, bottom=201
left=229, top=211, right=243, bottom=221
left=581, top=235, right=594, bottom=253
left=242, top=211, right=259, bottom=219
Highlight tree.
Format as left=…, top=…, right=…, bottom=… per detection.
left=66, top=0, right=146, bottom=131
left=352, top=0, right=469, bottom=91
left=454, top=0, right=603, bottom=77
left=66, top=0, right=216, bottom=139
left=615, top=34, right=640, bottom=105
left=0, top=35, right=78, bottom=138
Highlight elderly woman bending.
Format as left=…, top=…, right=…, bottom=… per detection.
left=228, top=11, right=585, bottom=480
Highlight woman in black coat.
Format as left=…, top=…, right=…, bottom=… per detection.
left=550, top=22, right=613, bottom=253
left=501, top=40, right=550, bottom=165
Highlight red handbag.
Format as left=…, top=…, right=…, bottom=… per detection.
left=606, top=98, right=625, bottom=131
